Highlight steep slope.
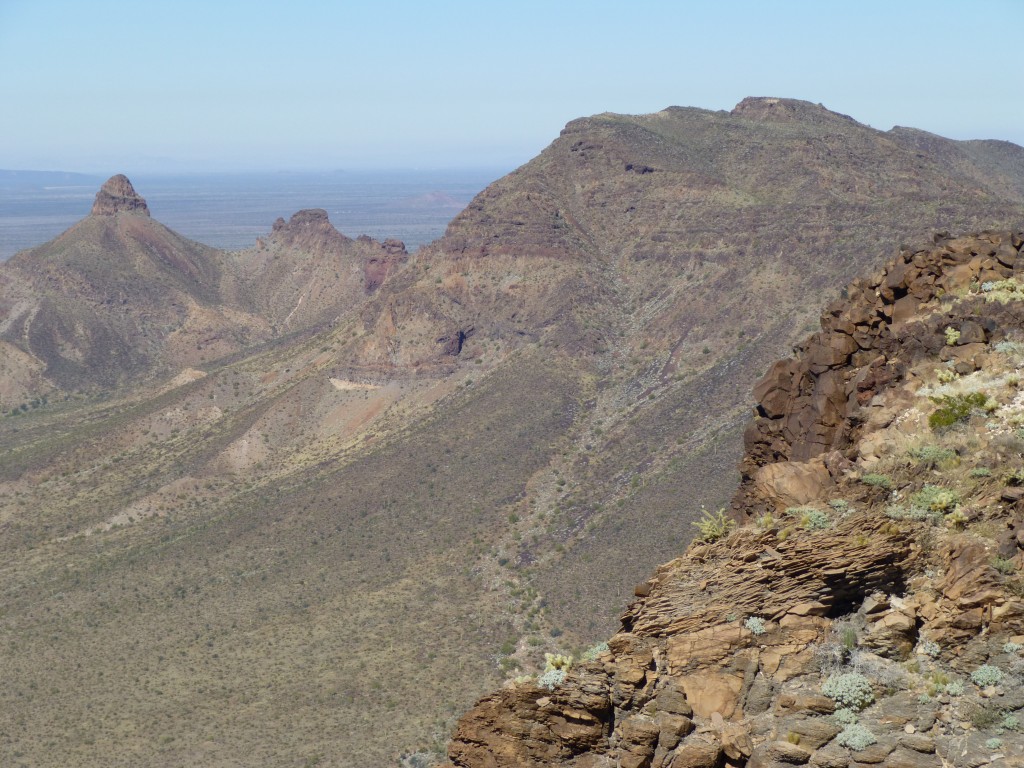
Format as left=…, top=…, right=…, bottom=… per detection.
left=345, top=97, right=1024, bottom=641
left=447, top=230, right=1024, bottom=767
left=2, top=101, right=1024, bottom=767
left=0, top=175, right=269, bottom=394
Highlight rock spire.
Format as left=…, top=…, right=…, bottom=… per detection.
left=91, top=174, right=150, bottom=216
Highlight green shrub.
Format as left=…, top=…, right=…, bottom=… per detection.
left=692, top=507, right=734, bottom=543
left=929, top=392, right=991, bottom=431
left=911, top=485, right=959, bottom=513
left=822, top=672, right=875, bottom=710
left=861, top=474, right=892, bottom=489
left=970, top=467, right=993, bottom=478
left=971, top=664, right=1003, bottom=687
left=986, top=737, right=1004, bottom=751
left=992, top=556, right=1017, bottom=575
left=1003, top=642, right=1023, bottom=654
left=1005, top=468, right=1024, bottom=486
left=836, top=723, right=877, bottom=751
left=907, top=445, right=957, bottom=468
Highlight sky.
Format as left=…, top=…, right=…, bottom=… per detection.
left=1, top=0, right=1022, bottom=174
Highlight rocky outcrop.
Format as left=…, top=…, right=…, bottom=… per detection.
left=737, top=230, right=1024, bottom=517
left=90, top=174, right=150, bottom=216
left=446, top=231, right=1024, bottom=768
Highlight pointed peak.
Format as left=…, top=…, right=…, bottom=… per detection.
left=91, top=174, right=150, bottom=216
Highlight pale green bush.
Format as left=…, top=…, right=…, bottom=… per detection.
left=822, top=672, right=875, bottom=710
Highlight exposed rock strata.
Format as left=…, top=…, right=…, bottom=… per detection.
left=446, top=231, right=1024, bottom=768
left=90, top=174, right=150, bottom=216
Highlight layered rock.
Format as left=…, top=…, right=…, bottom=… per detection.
left=90, top=174, right=150, bottom=216
left=446, top=231, right=1024, bottom=768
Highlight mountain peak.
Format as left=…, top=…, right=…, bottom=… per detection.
left=730, top=96, right=858, bottom=125
left=268, top=208, right=352, bottom=252
left=91, top=174, right=150, bottom=216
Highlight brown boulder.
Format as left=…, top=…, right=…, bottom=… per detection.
left=665, top=734, right=722, bottom=768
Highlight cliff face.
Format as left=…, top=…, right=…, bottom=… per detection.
left=447, top=230, right=1024, bottom=768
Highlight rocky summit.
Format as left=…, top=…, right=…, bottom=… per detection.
left=90, top=173, right=150, bottom=216
left=446, top=230, right=1024, bottom=768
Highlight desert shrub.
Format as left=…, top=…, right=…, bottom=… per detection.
left=981, top=279, right=1024, bottom=302
left=692, top=507, right=734, bottom=542
left=1003, top=642, right=1023, bottom=654
left=840, top=625, right=858, bottom=651
left=992, top=556, right=1017, bottom=575
left=995, top=340, right=1024, bottom=356
left=828, top=499, right=850, bottom=514
left=986, top=737, right=1004, bottom=750
left=911, top=485, right=959, bottom=513
left=944, top=681, right=964, bottom=696
left=937, top=367, right=959, bottom=384
left=744, top=616, right=766, bottom=636
left=907, top=445, right=957, bottom=468
left=971, top=664, right=1004, bottom=687
left=944, top=326, right=961, bottom=346
left=861, top=474, right=892, bottom=489
left=929, top=392, right=992, bottom=431
left=800, top=509, right=831, bottom=530
left=1005, top=468, right=1024, bottom=486
left=970, top=467, right=993, bottom=478
left=918, top=639, right=941, bottom=658
left=966, top=702, right=1002, bottom=729
left=537, top=668, right=566, bottom=690
left=580, top=642, right=609, bottom=661
left=538, top=652, right=573, bottom=690
left=836, top=723, right=877, bottom=750
left=832, top=707, right=858, bottom=725
left=822, top=672, right=875, bottom=710
left=999, top=714, right=1020, bottom=732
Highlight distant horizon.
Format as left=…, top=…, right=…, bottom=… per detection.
left=3, top=0, right=1023, bottom=174
left=4, top=93, right=1024, bottom=178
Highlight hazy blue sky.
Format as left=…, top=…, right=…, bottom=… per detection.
left=1, top=0, right=1022, bottom=173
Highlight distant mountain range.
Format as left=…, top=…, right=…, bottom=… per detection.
left=1, top=98, right=1022, bottom=767
left=0, top=168, right=103, bottom=189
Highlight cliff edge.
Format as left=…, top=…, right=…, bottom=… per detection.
left=446, top=230, right=1024, bottom=767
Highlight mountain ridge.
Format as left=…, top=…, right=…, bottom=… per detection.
left=2, top=98, right=1024, bottom=766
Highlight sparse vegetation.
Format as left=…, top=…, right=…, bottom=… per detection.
left=692, top=506, right=735, bottom=543
left=836, top=723, right=877, bottom=751
left=744, top=616, right=766, bottom=635
left=928, top=392, right=992, bottom=431
left=861, top=474, right=892, bottom=489
left=822, top=672, right=875, bottom=710
left=971, top=664, right=1004, bottom=687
